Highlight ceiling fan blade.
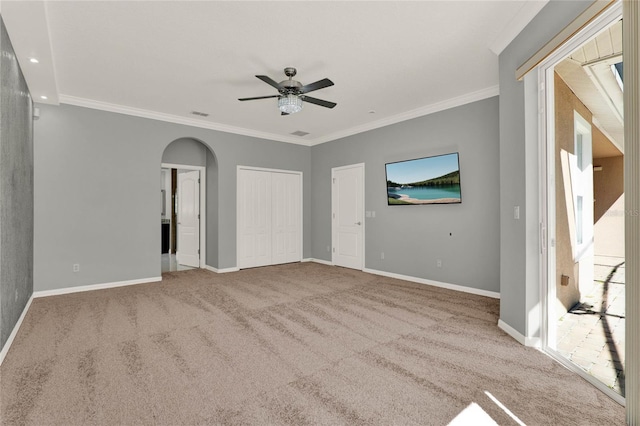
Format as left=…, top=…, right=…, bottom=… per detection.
left=255, top=75, right=281, bottom=89
left=300, top=78, right=334, bottom=94
left=302, top=96, right=336, bottom=109
left=238, top=95, right=279, bottom=101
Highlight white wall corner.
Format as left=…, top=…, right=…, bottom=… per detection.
left=498, top=319, right=541, bottom=347
left=204, top=265, right=239, bottom=274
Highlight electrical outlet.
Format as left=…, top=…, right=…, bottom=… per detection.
left=327, top=245, right=330, bottom=252
left=437, top=259, right=442, bottom=268
left=73, top=264, right=80, bottom=273
left=381, top=252, right=385, bottom=260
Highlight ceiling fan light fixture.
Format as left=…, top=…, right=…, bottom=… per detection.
left=278, top=94, right=303, bottom=114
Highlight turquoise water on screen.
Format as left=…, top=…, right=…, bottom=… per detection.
left=388, top=184, right=461, bottom=201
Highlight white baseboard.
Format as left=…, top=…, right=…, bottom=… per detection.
left=203, top=265, right=239, bottom=274
left=309, top=258, right=334, bottom=266
left=33, top=276, right=162, bottom=298
left=0, top=295, right=34, bottom=366
left=363, top=267, right=500, bottom=299
left=498, top=319, right=541, bottom=347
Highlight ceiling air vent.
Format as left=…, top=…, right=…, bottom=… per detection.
left=191, top=111, right=209, bottom=117
left=291, top=130, right=309, bottom=137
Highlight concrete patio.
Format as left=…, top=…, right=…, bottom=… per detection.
left=556, top=255, right=626, bottom=395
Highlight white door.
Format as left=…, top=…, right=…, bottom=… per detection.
left=332, top=164, right=364, bottom=269
left=237, top=169, right=272, bottom=269
left=177, top=170, right=200, bottom=267
left=272, top=172, right=302, bottom=265
left=572, top=112, right=594, bottom=294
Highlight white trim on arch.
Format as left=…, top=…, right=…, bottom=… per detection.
left=161, top=162, right=207, bottom=269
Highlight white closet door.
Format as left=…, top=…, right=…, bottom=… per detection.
left=237, top=168, right=302, bottom=269
left=237, top=169, right=272, bottom=269
left=272, top=172, right=301, bottom=265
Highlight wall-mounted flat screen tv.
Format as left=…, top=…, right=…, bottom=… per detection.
left=386, top=152, right=462, bottom=205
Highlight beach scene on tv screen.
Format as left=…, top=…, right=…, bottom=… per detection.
left=386, top=153, right=461, bottom=205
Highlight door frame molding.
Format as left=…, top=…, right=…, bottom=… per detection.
left=536, top=2, right=625, bottom=406
left=162, top=163, right=206, bottom=268
left=331, top=163, right=365, bottom=270
left=236, top=165, right=303, bottom=269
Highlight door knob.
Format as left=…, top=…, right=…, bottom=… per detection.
left=355, top=221, right=362, bottom=225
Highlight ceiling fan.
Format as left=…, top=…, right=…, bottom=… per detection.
left=238, top=67, right=336, bottom=115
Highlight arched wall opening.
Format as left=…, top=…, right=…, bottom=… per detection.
left=161, top=137, right=219, bottom=271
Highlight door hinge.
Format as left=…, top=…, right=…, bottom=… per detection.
left=332, top=248, right=335, bottom=253
left=332, top=178, right=336, bottom=184
left=332, top=213, right=335, bottom=219
left=198, top=249, right=200, bottom=255
left=198, top=178, right=201, bottom=183
left=198, top=214, right=200, bottom=219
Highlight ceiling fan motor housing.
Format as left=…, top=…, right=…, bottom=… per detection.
left=279, top=79, right=302, bottom=95
left=279, top=68, right=302, bottom=95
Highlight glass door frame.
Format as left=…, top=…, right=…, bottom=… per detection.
left=537, top=1, right=625, bottom=406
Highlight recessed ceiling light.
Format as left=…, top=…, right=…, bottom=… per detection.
left=29, top=58, right=39, bottom=64
left=40, top=95, right=48, bottom=100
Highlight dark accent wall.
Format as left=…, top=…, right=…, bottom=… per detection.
left=0, top=15, right=34, bottom=351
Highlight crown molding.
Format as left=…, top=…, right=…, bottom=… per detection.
left=308, top=85, right=500, bottom=146
left=57, top=95, right=309, bottom=146
left=489, top=0, right=549, bottom=55
left=59, top=85, right=499, bottom=148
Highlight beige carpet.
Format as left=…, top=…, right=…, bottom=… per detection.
left=1, top=263, right=623, bottom=425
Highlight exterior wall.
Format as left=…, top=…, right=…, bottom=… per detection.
left=594, top=155, right=624, bottom=258
left=554, top=72, right=594, bottom=313
left=0, top=15, right=34, bottom=351
left=554, top=72, right=623, bottom=314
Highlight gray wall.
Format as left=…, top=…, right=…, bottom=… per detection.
left=498, top=0, right=593, bottom=335
left=162, top=137, right=208, bottom=167
left=33, top=104, right=311, bottom=291
left=161, top=137, right=219, bottom=268
left=0, top=16, right=34, bottom=350
left=311, top=97, right=500, bottom=293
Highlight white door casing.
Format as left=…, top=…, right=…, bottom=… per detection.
left=332, top=163, right=364, bottom=270
left=177, top=170, right=200, bottom=267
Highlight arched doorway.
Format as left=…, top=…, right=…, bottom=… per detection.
left=160, top=138, right=218, bottom=273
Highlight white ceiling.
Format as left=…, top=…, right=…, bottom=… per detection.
left=2, top=1, right=548, bottom=146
